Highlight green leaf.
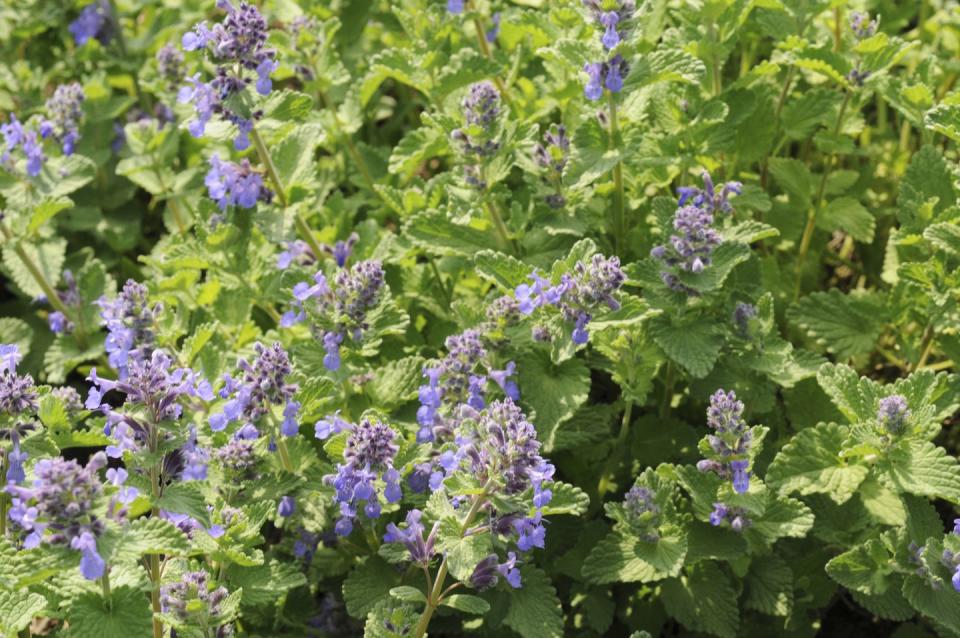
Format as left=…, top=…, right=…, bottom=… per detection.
left=816, top=363, right=883, bottom=423
left=503, top=566, right=564, bottom=638
left=273, top=123, right=323, bottom=193
left=388, top=127, right=445, bottom=180
left=880, top=440, right=960, bottom=503
left=67, top=586, right=153, bottom=638
left=661, top=562, right=740, bottom=638
left=769, top=157, right=812, bottom=207
left=788, top=290, right=886, bottom=359
left=441, top=594, right=490, bottom=615
left=825, top=538, right=893, bottom=594
left=564, top=119, right=622, bottom=189
left=902, top=573, right=960, bottom=635
left=766, top=422, right=868, bottom=504
left=365, top=356, right=426, bottom=408
left=261, top=90, right=315, bottom=121
left=343, top=556, right=402, bottom=619
left=0, top=590, right=46, bottom=634
left=923, top=222, right=960, bottom=257
left=155, top=482, right=210, bottom=527
left=439, top=522, right=492, bottom=582
left=898, top=145, right=955, bottom=228
left=100, top=517, right=190, bottom=562
left=818, top=197, right=876, bottom=243
left=581, top=528, right=687, bottom=584
left=623, top=49, right=706, bottom=91
left=28, top=196, right=73, bottom=233
left=744, top=556, right=793, bottom=617
left=474, top=249, right=530, bottom=290
left=226, top=559, right=308, bottom=606
left=517, top=351, right=590, bottom=451
left=389, top=586, right=426, bottom=603
left=405, top=209, right=499, bottom=256
left=539, top=481, right=590, bottom=517
left=0, top=317, right=33, bottom=358
left=649, top=315, right=724, bottom=378
left=2, top=238, right=67, bottom=298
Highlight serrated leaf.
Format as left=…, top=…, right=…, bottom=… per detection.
left=517, top=352, right=590, bottom=451
left=539, top=481, right=589, bottom=517
left=766, top=422, right=868, bottom=504
left=769, top=157, right=813, bottom=208
left=818, top=197, right=876, bottom=243
left=582, top=529, right=686, bottom=584
left=662, top=562, right=739, bottom=638
left=503, top=566, right=563, bottom=638
left=825, top=538, right=893, bottom=594
left=343, top=556, right=402, bottom=619
left=474, top=249, right=530, bottom=290
left=649, top=315, right=723, bottom=378
left=0, top=318, right=32, bottom=358
left=881, top=440, right=960, bottom=503
left=623, top=49, right=706, bottom=91
left=155, top=482, right=210, bottom=527
left=744, top=556, right=793, bottom=617
left=67, top=586, right=153, bottom=638
left=442, top=594, right=490, bottom=614
left=2, top=238, right=67, bottom=298
left=923, top=222, right=960, bottom=257
left=788, top=290, right=886, bottom=359
left=902, top=574, right=960, bottom=635
left=0, top=590, right=46, bottom=634
left=365, top=356, right=426, bottom=408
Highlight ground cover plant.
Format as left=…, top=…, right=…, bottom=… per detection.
left=2, top=0, right=960, bottom=636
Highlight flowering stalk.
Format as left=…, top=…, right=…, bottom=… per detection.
left=412, top=480, right=493, bottom=638
left=795, top=89, right=851, bottom=299
left=0, top=222, right=88, bottom=349
left=471, top=19, right=512, bottom=108
left=249, top=125, right=324, bottom=260
left=608, top=91, right=625, bottom=254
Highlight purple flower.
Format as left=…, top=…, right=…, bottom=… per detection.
left=730, top=459, right=750, bottom=493
left=96, top=279, right=162, bottom=380
left=69, top=1, right=113, bottom=47
left=1, top=115, right=47, bottom=177
left=583, top=62, right=604, bottom=101
left=160, top=570, right=231, bottom=622
left=447, top=0, right=465, bottom=15
left=315, top=411, right=350, bottom=439
left=205, top=154, right=273, bottom=210
left=278, top=495, right=296, bottom=517
left=324, top=418, right=401, bottom=535
left=383, top=509, right=440, bottom=564
left=6, top=439, right=27, bottom=485
left=323, top=233, right=359, bottom=268
left=600, top=11, right=620, bottom=49
left=709, top=502, right=750, bottom=532
left=73, top=531, right=106, bottom=580
left=0, top=345, right=38, bottom=416
left=849, top=11, right=878, bottom=39
left=471, top=551, right=521, bottom=590
left=732, top=302, right=758, bottom=337
left=488, top=361, right=520, bottom=401
left=486, top=13, right=501, bottom=43
left=45, top=83, right=85, bottom=155
left=878, top=395, right=910, bottom=434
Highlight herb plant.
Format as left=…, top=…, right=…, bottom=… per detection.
left=2, top=1, right=960, bottom=637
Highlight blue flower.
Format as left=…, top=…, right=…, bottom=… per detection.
left=600, top=11, right=620, bottom=49
left=583, top=62, right=604, bottom=101
left=447, top=0, right=464, bottom=15
left=69, top=1, right=113, bottom=47
left=278, top=496, right=296, bottom=518
left=730, top=459, right=750, bottom=494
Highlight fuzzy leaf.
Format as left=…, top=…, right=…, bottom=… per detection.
left=766, top=422, right=868, bottom=504
left=582, top=529, right=687, bottom=584
left=503, top=566, right=563, bottom=638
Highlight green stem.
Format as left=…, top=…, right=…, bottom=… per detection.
left=472, top=18, right=512, bottom=108
left=483, top=199, right=514, bottom=254
left=149, top=554, right=163, bottom=638
left=276, top=435, right=294, bottom=473
left=250, top=126, right=325, bottom=260
left=911, top=324, right=936, bottom=372
left=0, top=222, right=88, bottom=349
left=659, top=362, right=675, bottom=419
left=760, top=66, right=795, bottom=189
left=413, top=484, right=491, bottom=638
left=795, top=90, right=851, bottom=299
left=107, top=0, right=149, bottom=111
left=607, top=92, right=625, bottom=255
left=616, top=401, right=634, bottom=446
left=427, top=258, right=452, bottom=307
left=101, top=571, right=112, bottom=603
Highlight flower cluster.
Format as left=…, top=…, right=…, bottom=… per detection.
left=514, top=253, right=625, bottom=345
left=205, top=154, right=272, bottom=211
left=0, top=345, right=38, bottom=419
left=623, top=483, right=662, bottom=542
left=696, top=389, right=753, bottom=494
left=46, top=270, right=81, bottom=334
left=732, top=302, right=758, bottom=338
left=209, top=342, right=300, bottom=440
left=533, top=124, right=570, bottom=208
left=651, top=171, right=741, bottom=293
left=850, top=11, right=878, bottom=39
left=179, top=0, right=278, bottom=149
left=452, top=82, right=501, bottom=189
left=156, top=43, right=185, bottom=91
left=583, top=55, right=627, bottom=101
left=583, top=0, right=635, bottom=50
left=160, top=570, right=231, bottom=628
left=97, top=279, right=162, bottom=380
left=6, top=452, right=109, bottom=579
left=415, top=329, right=519, bottom=443
left=878, top=395, right=911, bottom=434
left=69, top=1, right=114, bottom=47
left=86, top=350, right=214, bottom=458
left=709, top=502, right=750, bottom=532
left=283, top=260, right=386, bottom=371
left=319, top=417, right=401, bottom=536
left=447, top=400, right=555, bottom=552
left=1, top=115, right=46, bottom=177
left=45, top=83, right=85, bottom=155
left=383, top=509, right=440, bottom=565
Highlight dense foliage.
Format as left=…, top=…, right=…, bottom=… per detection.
left=2, top=0, right=960, bottom=636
